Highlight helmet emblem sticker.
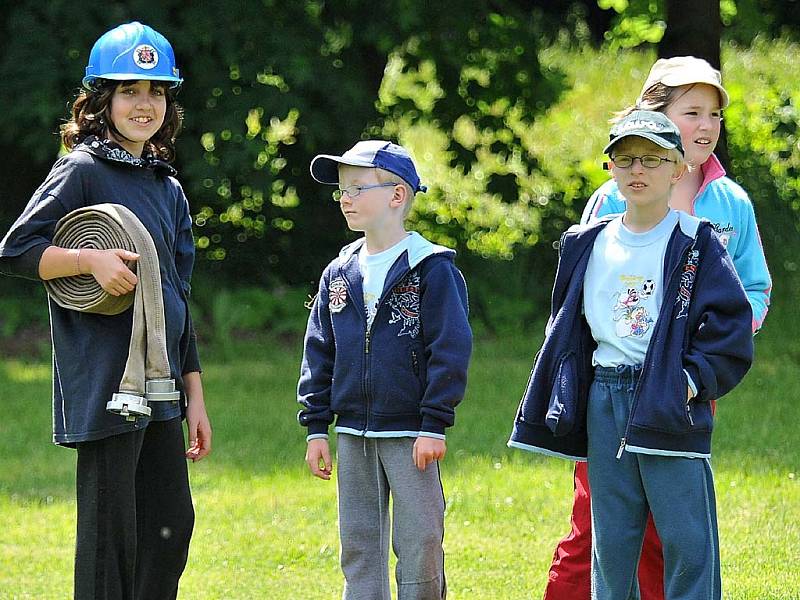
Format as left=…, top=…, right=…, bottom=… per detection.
left=134, top=45, right=159, bottom=70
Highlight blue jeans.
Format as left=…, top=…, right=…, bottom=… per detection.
left=587, top=365, right=721, bottom=600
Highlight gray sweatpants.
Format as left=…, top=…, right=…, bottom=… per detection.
left=336, top=434, right=446, bottom=600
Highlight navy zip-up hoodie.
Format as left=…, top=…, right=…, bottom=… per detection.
left=508, top=212, right=753, bottom=460
left=0, top=137, right=200, bottom=446
left=298, top=232, right=472, bottom=438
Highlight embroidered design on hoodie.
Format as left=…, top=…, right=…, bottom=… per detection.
left=329, top=277, right=348, bottom=313
left=676, top=248, right=700, bottom=320
left=388, top=272, right=420, bottom=338
left=710, top=222, right=736, bottom=249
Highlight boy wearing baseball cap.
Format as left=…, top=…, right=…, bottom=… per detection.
left=509, top=111, right=753, bottom=600
left=298, top=140, right=472, bottom=599
left=546, top=57, right=772, bottom=600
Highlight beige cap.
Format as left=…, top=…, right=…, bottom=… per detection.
left=640, top=56, right=729, bottom=109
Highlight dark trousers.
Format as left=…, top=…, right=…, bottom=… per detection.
left=74, top=417, right=194, bottom=600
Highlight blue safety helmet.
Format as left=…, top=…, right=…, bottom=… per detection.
left=83, top=21, right=182, bottom=90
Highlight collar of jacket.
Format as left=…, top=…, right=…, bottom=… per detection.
left=698, top=153, right=726, bottom=198
left=337, top=231, right=455, bottom=268
left=554, top=211, right=706, bottom=311
left=561, top=210, right=704, bottom=261
left=75, top=136, right=178, bottom=176
left=336, top=232, right=456, bottom=317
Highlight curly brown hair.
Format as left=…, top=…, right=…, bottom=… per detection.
left=60, top=79, right=183, bottom=162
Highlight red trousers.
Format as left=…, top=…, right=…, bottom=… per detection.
left=543, top=461, right=665, bottom=600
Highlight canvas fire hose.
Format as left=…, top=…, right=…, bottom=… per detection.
left=44, top=203, right=180, bottom=421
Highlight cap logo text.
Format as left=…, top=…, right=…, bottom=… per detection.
left=614, top=118, right=672, bottom=135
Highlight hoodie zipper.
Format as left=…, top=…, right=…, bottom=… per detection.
left=354, top=262, right=414, bottom=434
left=337, top=273, right=372, bottom=434
left=616, top=437, right=627, bottom=459
left=363, top=323, right=372, bottom=433
left=616, top=240, right=691, bottom=460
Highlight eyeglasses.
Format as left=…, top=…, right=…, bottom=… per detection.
left=332, top=182, right=399, bottom=202
left=610, top=154, right=675, bottom=169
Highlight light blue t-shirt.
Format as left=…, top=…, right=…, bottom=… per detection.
left=358, top=234, right=412, bottom=327
left=583, top=210, right=679, bottom=367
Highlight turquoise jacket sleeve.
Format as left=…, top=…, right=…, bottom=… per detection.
left=580, top=180, right=626, bottom=225
left=726, top=192, right=771, bottom=332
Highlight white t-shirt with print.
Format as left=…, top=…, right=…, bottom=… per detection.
left=358, top=234, right=412, bottom=327
left=583, top=210, right=678, bottom=367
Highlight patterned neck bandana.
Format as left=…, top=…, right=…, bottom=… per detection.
left=77, top=135, right=177, bottom=176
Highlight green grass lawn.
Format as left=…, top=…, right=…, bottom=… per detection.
left=1, top=326, right=798, bottom=599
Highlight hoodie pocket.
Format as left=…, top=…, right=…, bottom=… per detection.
left=681, top=370, right=713, bottom=432
left=545, top=353, right=578, bottom=437
left=683, top=370, right=695, bottom=426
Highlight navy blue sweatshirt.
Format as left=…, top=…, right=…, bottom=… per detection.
left=508, top=212, right=753, bottom=459
left=298, top=232, right=472, bottom=438
left=0, top=138, right=200, bottom=446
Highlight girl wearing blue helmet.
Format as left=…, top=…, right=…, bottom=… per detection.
left=0, top=22, right=210, bottom=600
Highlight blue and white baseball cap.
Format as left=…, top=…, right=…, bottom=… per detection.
left=310, top=140, right=427, bottom=193
left=604, top=110, right=684, bottom=156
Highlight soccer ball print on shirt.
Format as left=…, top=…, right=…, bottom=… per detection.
left=612, top=276, right=657, bottom=338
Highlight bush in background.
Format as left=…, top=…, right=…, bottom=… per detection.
left=383, top=39, right=798, bottom=338
left=2, top=38, right=800, bottom=355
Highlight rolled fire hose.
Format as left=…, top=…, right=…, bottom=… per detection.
left=44, top=203, right=180, bottom=421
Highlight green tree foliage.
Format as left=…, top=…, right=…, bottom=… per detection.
left=724, top=37, right=800, bottom=261
left=373, top=10, right=563, bottom=259
left=596, top=0, right=667, bottom=49
left=0, top=1, right=568, bottom=287
left=176, top=1, right=565, bottom=278
left=587, top=0, right=800, bottom=50
left=0, top=0, right=798, bottom=295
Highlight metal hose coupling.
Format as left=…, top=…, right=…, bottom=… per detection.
left=107, top=392, right=151, bottom=419
left=145, top=378, right=181, bottom=403
left=46, top=204, right=177, bottom=422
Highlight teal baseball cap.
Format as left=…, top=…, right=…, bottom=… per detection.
left=604, top=110, right=684, bottom=156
